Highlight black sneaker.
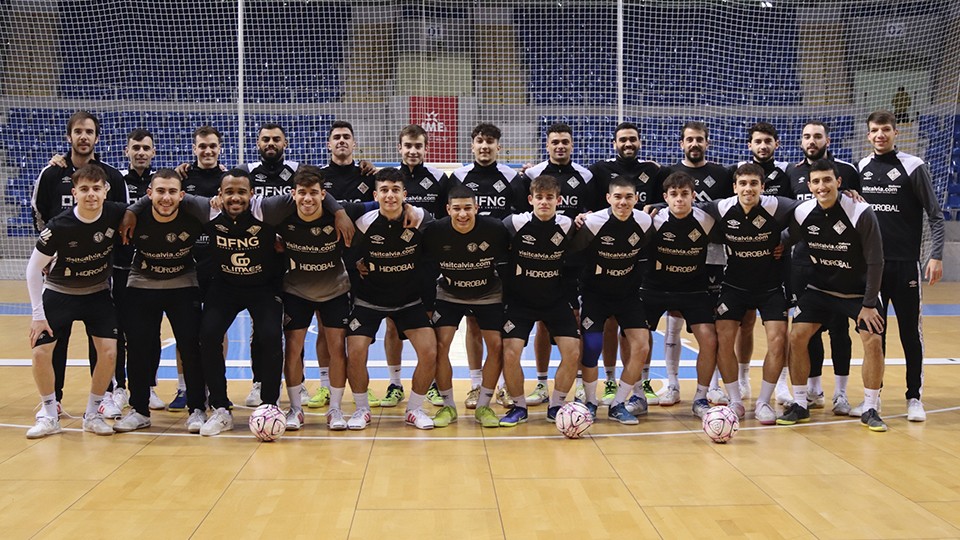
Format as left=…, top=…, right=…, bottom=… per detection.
left=546, top=405, right=561, bottom=421
left=776, top=402, right=810, bottom=425
left=860, top=408, right=888, bottom=432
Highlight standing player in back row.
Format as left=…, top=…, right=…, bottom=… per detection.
left=857, top=110, right=944, bottom=422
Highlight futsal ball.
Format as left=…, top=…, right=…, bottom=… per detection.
left=249, top=404, right=286, bottom=442
left=702, top=405, right=740, bottom=443
left=555, top=401, right=594, bottom=439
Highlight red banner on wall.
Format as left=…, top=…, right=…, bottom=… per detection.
left=409, top=96, right=458, bottom=162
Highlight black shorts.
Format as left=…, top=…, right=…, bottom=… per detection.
left=579, top=291, right=648, bottom=333
left=706, top=264, right=724, bottom=298
left=715, top=286, right=788, bottom=322
left=793, top=289, right=880, bottom=334
left=347, top=303, right=431, bottom=339
left=789, top=263, right=814, bottom=307
left=36, top=289, right=118, bottom=347
left=502, top=301, right=579, bottom=344
left=283, top=292, right=350, bottom=331
left=432, top=300, right=503, bottom=331
left=640, top=289, right=715, bottom=328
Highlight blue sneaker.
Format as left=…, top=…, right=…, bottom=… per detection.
left=608, top=403, right=639, bottom=425
left=625, top=394, right=648, bottom=416
left=546, top=405, right=561, bottom=422
left=692, top=398, right=711, bottom=418
left=167, top=389, right=187, bottom=412
left=585, top=402, right=598, bottom=419
left=499, top=407, right=528, bottom=427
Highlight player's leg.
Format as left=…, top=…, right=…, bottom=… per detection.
left=345, top=305, right=383, bottom=430
left=161, top=288, right=206, bottom=433
left=246, top=291, right=284, bottom=408
left=51, top=327, right=71, bottom=403
left=777, top=313, right=821, bottom=425
left=306, top=318, right=332, bottom=408
left=28, top=331, right=61, bottom=439
left=110, top=267, right=131, bottom=410
left=756, top=320, right=787, bottom=424
left=689, top=322, right=718, bottom=418
left=464, top=315, right=484, bottom=407
left=736, top=310, right=756, bottom=400
left=116, top=287, right=163, bottom=431
left=545, top=305, right=584, bottom=421
left=381, top=318, right=405, bottom=407
left=198, top=284, right=242, bottom=435
left=402, top=323, right=438, bottom=430
left=858, top=325, right=887, bottom=431
left=600, top=317, right=620, bottom=405
left=715, top=319, right=745, bottom=418
left=661, top=313, right=684, bottom=404
left=315, top=294, right=350, bottom=430
left=891, top=260, right=925, bottom=420
left=526, top=320, right=552, bottom=405
left=281, top=293, right=314, bottom=429
left=608, top=327, right=651, bottom=424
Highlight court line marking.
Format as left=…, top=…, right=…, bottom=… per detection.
left=3, top=406, right=959, bottom=441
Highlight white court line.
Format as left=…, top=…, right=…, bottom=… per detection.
left=4, top=406, right=960, bottom=442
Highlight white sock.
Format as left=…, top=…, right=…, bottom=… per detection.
left=604, top=367, right=615, bottom=381
left=777, top=367, right=789, bottom=386
left=440, top=387, right=455, bottom=408
left=758, top=380, right=775, bottom=405
left=177, top=373, right=186, bottom=391
left=319, top=367, right=330, bottom=388
left=694, top=384, right=708, bottom=401
left=613, top=380, right=633, bottom=407
left=835, top=375, right=849, bottom=397
left=41, top=392, right=58, bottom=418
left=407, top=391, right=425, bottom=412
left=497, top=374, right=506, bottom=388
left=511, top=394, right=527, bottom=409
left=584, top=380, right=598, bottom=405
left=641, top=366, right=650, bottom=381
left=389, top=365, right=402, bottom=387
left=478, top=386, right=494, bottom=408
left=549, top=390, right=568, bottom=408
left=469, top=369, right=482, bottom=388
left=738, top=363, right=750, bottom=381
left=709, top=368, right=721, bottom=389
left=807, top=375, right=822, bottom=395
left=793, top=386, right=808, bottom=409
left=726, top=380, right=742, bottom=404
left=353, top=391, right=370, bottom=411
left=864, top=388, right=881, bottom=411
left=576, top=372, right=583, bottom=385
left=664, top=315, right=682, bottom=387
left=288, top=383, right=303, bottom=411
left=86, top=393, right=104, bottom=417
left=330, top=387, right=344, bottom=410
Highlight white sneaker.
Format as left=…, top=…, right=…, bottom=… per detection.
left=98, top=394, right=122, bottom=419
left=83, top=412, right=114, bottom=436
left=285, top=408, right=304, bottom=431
left=200, top=407, right=233, bottom=436
left=35, top=401, right=63, bottom=419
left=113, top=388, right=130, bottom=410
left=754, top=402, right=776, bottom=425
left=832, top=394, right=851, bottom=416
left=659, top=385, right=681, bottom=406
left=525, top=382, right=548, bottom=405
left=148, top=387, right=166, bottom=410
left=729, top=401, right=746, bottom=420
left=738, top=377, right=751, bottom=401
left=808, top=391, right=825, bottom=409
left=299, top=385, right=311, bottom=405
left=186, top=409, right=207, bottom=433
left=405, top=408, right=435, bottom=430
left=26, top=416, right=62, bottom=439
left=775, top=383, right=794, bottom=406
left=850, top=398, right=881, bottom=418
left=245, top=382, right=262, bottom=407
left=347, top=409, right=371, bottom=430
left=706, top=387, right=729, bottom=405
left=327, top=409, right=348, bottom=431
left=113, top=411, right=151, bottom=433
left=907, top=398, right=926, bottom=422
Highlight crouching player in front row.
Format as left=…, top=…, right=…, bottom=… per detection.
left=26, top=164, right=126, bottom=438
left=778, top=159, right=888, bottom=431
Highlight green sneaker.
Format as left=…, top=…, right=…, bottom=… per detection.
left=426, top=382, right=444, bottom=407
left=600, top=379, right=618, bottom=406
left=368, top=389, right=381, bottom=408
left=642, top=379, right=660, bottom=405
left=474, top=406, right=499, bottom=428
left=306, top=386, right=331, bottom=408
left=380, top=383, right=405, bottom=408
left=433, top=405, right=458, bottom=427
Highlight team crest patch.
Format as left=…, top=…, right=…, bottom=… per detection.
left=280, top=169, right=292, bottom=181
left=688, top=229, right=701, bottom=242
left=323, top=225, right=334, bottom=235
left=638, top=172, right=650, bottom=184
left=717, top=303, right=729, bottom=315
left=628, top=233, right=640, bottom=246
left=503, top=320, right=515, bottom=333
left=752, top=216, right=766, bottom=229
left=420, top=178, right=433, bottom=190
left=310, top=227, right=322, bottom=236
left=105, top=228, right=115, bottom=238
left=551, top=232, right=564, bottom=245
left=479, top=241, right=489, bottom=251
left=431, top=311, right=441, bottom=323
left=703, top=176, right=716, bottom=188
left=215, top=224, right=229, bottom=233
left=93, top=232, right=105, bottom=243
left=401, top=229, right=414, bottom=242
left=467, top=242, right=478, bottom=252
left=582, top=317, right=594, bottom=330
left=494, top=180, right=506, bottom=192
left=349, top=319, right=361, bottom=331
left=165, top=232, right=177, bottom=243
left=833, top=221, right=846, bottom=235
left=247, top=225, right=261, bottom=236
left=887, top=168, right=901, bottom=181
left=567, top=177, right=580, bottom=189
left=179, top=231, right=191, bottom=241
left=64, top=267, right=72, bottom=277
left=357, top=182, right=369, bottom=194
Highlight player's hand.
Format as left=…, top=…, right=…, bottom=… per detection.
left=210, top=196, right=223, bottom=211
left=175, top=162, right=192, bottom=178
left=30, top=319, right=53, bottom=348
left=274, top=234, right=285, bottom=253
left=772, top=243, right=785, bottom=259
left=358, top=160, right=376, bottom=176
left=120, top=210, right=138, bottom=243
left=219, top=163, right=228, bottom=172
left=574, top=212, right=591, bottom=229
left=48, top=154, right=67, bottom=168
left=857, top=306, right=884, bottom=335
left=926, top=258, right=943, bottom=285
left=334, top=209, right=355, bottom=247
left=519, top=162, right=534, bottom=174
left=401, top=204, right=423, bottom=228
left=642, top=204, right=659, bottom=216
left=356, top=259, right=369, bottom=276
left=842, top=189, right=864, bottom=203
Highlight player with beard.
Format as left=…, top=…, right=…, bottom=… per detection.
left=243, top=123, right=298, bottom=197
left=784, top=120, right=861, bottom=414
left=32, top=111, right=128, bottom=419
left=588, top=122, right=663, bottom=406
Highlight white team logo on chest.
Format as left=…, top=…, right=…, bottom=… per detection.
left=887, top=168, right=901, bottom=181
left=727, top=220, right=740, bottom=229
left=479, top=241, right=489, bottom=251
left=628, top=233, right=640, bottom=246
left=567, top=177, right=580, bottom=189
left=493, top=180, right=506, bottom=193
left=401, top=229, right=414, bottom=243
left=688, top=229, right=701, bottom=242
left=807, top=225, right=820, bottom=235
left=467, top=243, right=478, bottom=252
left=280, top=169, right=292, bottom=181
left=310, top=227, right=323, bottom=236
left=833, top=221, right=846, bottom=235
left=93, top=232, right=105, bottom=243
left=638, top=172, right=650, bottom=184
left=600, top=236, right=615, bottom=246
left=420, top=177, right=433, bottom=190
left=703, top=176, right=715, bottom=188
left=165, top=232, right=177, bottom=243
left=752, top=216, right=766, bottom=229
left=551, top=232, right=564, bottom=246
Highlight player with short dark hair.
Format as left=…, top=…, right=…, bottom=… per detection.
left=26, top=164, right=128, bottom=438
left=778, top=159, right=888, bottom=432
left=857, top=110, right=945, bottom=422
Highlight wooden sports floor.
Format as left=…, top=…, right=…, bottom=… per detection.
left=2, top=280, right=960, bottom=539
